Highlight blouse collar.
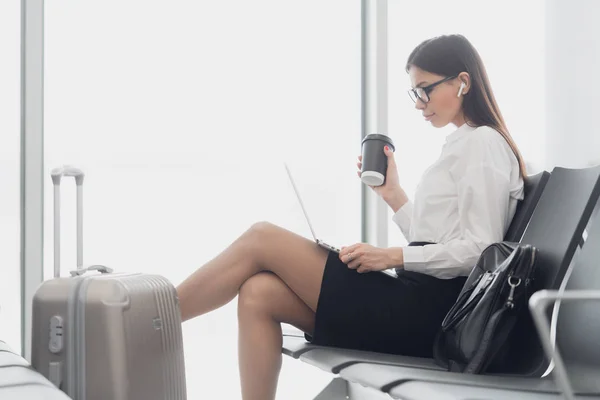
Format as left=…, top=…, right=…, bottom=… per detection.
left=445, top=122, right=477, bottom=144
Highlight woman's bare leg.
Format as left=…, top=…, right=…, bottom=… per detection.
left=176, top=221, right=329, bottom=400
left=237, top=271, right=317, bottom=400
left=177, top=221, right=329, bottom=321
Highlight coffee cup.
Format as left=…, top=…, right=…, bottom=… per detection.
left=360, top=133, right=395, bottom=187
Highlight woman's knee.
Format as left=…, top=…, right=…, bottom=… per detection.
left=241, top=221, right=279, bottom=260
left=237, top=271, right=279, bottom=319
left=234, top=221, right=273, bottom=254
left=246, top=221, right=277, bottom=242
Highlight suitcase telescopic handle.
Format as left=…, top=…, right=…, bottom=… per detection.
left=51, top=165, right=85, bottom=278
left=50, top=165, right=85, bottom=185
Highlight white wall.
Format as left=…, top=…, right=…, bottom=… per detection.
left=545, top=0, right=600, bottom=168
left=0, top=0, right=21, bottom=352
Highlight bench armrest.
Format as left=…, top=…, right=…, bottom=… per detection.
left=529, top=289, right=600, bottom=400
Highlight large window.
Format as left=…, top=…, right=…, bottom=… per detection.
left=45, top=1, right=360, bottom=398
left=387, top=0, right=546, bottom=246
left=0, top=0, right=21, bottom=353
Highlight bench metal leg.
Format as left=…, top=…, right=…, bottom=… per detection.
left=313, top=377, right=395, bottom=400
left=313, top=378, right=348, bottom=399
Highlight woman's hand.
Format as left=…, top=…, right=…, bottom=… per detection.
left=357, top=146, right=408, bottom=212
left=339, top=243, right=396, bottom=273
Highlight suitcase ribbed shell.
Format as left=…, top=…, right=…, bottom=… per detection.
left=32, top=272, right=187, bottom=400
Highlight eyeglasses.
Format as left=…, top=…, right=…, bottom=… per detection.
left=408, top=75, right=457, bottom=104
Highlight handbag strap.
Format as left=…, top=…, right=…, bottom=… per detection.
left=441, top=288, right=485, bottom=332
left=465, top=307, right=509, bottom=373
left=433, top=330, right=465, bottom=372
left=433, top=275, right=481, bottom=370
left=441, top=271, right=495, bottom=331
left=432, top=329, right=450, bottom=369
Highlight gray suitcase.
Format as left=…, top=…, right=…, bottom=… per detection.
left=31, top=166, right=187, bottom=400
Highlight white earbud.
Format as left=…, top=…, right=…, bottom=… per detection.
left=457, top=82, right=466, bottom=97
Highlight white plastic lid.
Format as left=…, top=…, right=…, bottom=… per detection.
left=361, top=170, right=384, bottom=186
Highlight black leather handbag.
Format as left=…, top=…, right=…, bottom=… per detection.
left=433, top=242, right=538, bottom=374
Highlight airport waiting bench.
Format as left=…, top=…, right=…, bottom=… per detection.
left=282, top=165, right=600, bottom=400
left=0, top=340, right=70, bottom=399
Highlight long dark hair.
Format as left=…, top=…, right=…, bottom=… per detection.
left=406, top=34, right=527, bottom=178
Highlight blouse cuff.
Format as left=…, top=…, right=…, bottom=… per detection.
left=401, top=245, right=425, bottom=272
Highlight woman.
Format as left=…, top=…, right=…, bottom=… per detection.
left=176, top=34, right=526, bottom=400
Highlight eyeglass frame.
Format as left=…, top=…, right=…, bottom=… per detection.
left=408, top=75, right=458, bottom=104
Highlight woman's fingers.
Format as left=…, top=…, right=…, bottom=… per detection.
left=348, top=261, right=360, bottom=270
left=340, top=243, right=362, bottom=258
left=384, top=146, right=396, bottom=167
left=358, top=155, right=362, bottom=161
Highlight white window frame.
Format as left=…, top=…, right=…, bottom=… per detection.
left=20, top=0, right=389, bottom=359
left=361, top=0, right=389, bottom=247
left=21, top=0, right=45, bottom=360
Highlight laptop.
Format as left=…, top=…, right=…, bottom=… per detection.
left=284, top=163, right=341, bottom=254
left=284, top=163, right=397, bottom=278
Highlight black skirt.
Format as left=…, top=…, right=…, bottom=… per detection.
left=304, top=248, right=466, bottom=358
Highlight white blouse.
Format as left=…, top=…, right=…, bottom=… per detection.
left=392, top=123, right=524, bottom=279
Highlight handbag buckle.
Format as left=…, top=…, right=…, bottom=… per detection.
left=505, top=276, right=522, bottom=309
